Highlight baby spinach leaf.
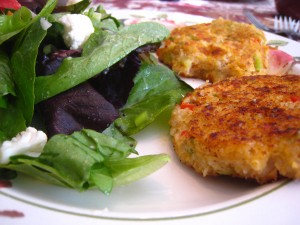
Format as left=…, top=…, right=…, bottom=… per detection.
left=0, top=100, right=26, bottom=141
left=0, top=0, right=57, bottom=140
left=0, top=48, right=15, bottom=98
left=11, top=19, right=48, bottom=124
left=34, top=22, right=170, bottom=103
left=0, top=0, right=57, bottom=45
left=0, top=7, right=32, bottom=45
left=57, top=0, right=91, bottom=14
left=90, top=154, right=170, bottom=195
left=1, top=129, right=169, bottom=195
left=106, top=154, right=170, bottom=187
left=114, top=62, right=193, bottom=135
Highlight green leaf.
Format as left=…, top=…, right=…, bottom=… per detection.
left=34, top=22, right=170, bottom=103
left=0, top=7, right=32, bottom=45
left=11, top=19, right=48, bottom=124
left=90, top=163, right=113, bottom=195
left=0, top=100, right=26, bottom=141
left=1, top=129, right=136, bottom=191
left=71, top=129, right=136, bottom=159
left=0, top=129, right=170, bottom=195
left=114, top=62, right=193, bottom=135
left=103, top=124, right=137, bottom=148
left=0, top=49, right=15, bottom=97
left=0, top=0, right=57, bottom=45
left=0, top=96, right=8, bottom=109
left=57, top=0, right=91, bottom=14
left=107, top=154, right=170, bottom=187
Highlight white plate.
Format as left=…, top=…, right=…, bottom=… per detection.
left=1, top=9, right=300, bottom=225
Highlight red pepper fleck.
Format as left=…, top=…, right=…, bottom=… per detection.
left=180, top=130, right=189, bottom=137
left=291, top=95, right=300, bottom=102
left=180, top=102, right=195, bottom=110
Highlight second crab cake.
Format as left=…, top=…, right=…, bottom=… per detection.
left=157, top=18, right=269, bottom=83
left=169, top=75, right=300, bottom=184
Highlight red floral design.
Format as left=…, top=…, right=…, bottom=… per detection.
left=0, top=210, right=24, bottom=218
left=0, top=180, right=12, bottom=188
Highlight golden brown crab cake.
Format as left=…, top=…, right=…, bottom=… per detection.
left=157, top=18, right=269, bottom=83
left=170, top=75, right=300, bottom=184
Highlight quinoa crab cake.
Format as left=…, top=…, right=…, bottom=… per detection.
left=157, top=18, right=269, bottom=83
left=169, top=75, right=300, bottom=183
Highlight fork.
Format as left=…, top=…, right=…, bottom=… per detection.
left=244, top=10, right=300, bottom=40
left=244, top=10, right=275, bottom=33
left=274, top=15, right=300, bottom=40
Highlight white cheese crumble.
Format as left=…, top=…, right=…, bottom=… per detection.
left=40, top=17, right=52, bottom=30
left=0, top=127, right=47, bottom=164
left=59, top=14, right=94, bottom=50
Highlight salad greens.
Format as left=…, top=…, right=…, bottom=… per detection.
left=0, top=0, right=193, bottom=195
left=5, top=129, right=170, bottom=195
left=34, top=21, right=170, bottom=103
left=114, top=61, right=192, bottom=135
left=0, top=0, right=57, bottom=45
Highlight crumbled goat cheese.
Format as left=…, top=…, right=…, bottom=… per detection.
left=59, top=14, right=94, bottom=50
left=40, top=17, right=52, bottom=30
left=0, top=127, right=47, bottom=164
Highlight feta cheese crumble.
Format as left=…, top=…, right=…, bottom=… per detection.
left=0, top=127, right=47, bottom=164
left=40, top=17, right=52, bottom=30
left=59, top=14, right=94, bottom=50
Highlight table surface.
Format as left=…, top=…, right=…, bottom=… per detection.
left=95, top=0, right=277, bottom=25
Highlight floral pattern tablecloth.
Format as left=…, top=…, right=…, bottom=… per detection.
left=94, top=0, right=277, bottom=24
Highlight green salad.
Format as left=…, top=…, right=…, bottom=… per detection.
left=0, top=0, right=192, bottom=195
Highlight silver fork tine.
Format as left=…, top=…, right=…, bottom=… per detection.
left=283, top=16, right=288, bottom=30
left=288, top=17, right=294, bottom=30
left=294, top=20, right=300, bottom=33
left=274, top=16, right=278, bottom=30
left=274, top=16, right=284, bottom=31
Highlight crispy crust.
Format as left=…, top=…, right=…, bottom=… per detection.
left=170, top=75, right=300, bottom=183
left=157, top=18, right=269, bottom=83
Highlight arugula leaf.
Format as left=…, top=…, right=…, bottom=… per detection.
left=34, top=22, right=170, bottom=103
left=113, top=62, right=193, bottom=135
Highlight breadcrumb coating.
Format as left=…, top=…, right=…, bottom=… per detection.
left=157, top=18, right=269, bottom=83
left=170, top=75, right=300, bottom=183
